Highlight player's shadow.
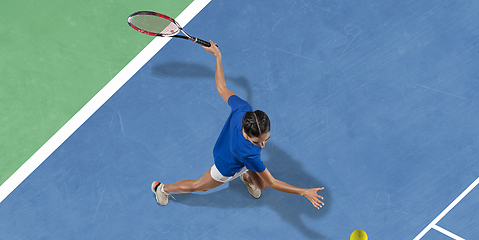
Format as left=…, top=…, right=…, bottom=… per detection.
left=152, top=62, right=254, bottom=104
left=171, top=142, right=330, bottom=239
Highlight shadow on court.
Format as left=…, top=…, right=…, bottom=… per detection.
left=151, top=61, right=330, bottom=239
left=171, top=142, right=330, bottom=239
left=152, top=62, right=254, bottom=104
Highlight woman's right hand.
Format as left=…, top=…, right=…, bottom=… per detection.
left=202, top=40, right=221, bottom=56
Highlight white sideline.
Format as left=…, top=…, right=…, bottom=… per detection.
left=0, top=0, right=212, bottom=204
left=413, top=176, right=479, bottom=240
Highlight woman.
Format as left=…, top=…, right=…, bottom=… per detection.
left=151, top=41, right=325, bottom=209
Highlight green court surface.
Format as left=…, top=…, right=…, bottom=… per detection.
left=0, top=0, right=193, bottom=185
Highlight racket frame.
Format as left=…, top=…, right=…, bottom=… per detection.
left=128, top=11, right=211, bottom=47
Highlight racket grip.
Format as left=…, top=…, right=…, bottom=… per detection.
left=193, top=38, right=211, bottom=47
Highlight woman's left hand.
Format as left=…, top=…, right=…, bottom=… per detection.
left=302, top=187, right=325, bottom=209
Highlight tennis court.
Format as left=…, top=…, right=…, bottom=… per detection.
left=1, top=0, right=478, bottom=239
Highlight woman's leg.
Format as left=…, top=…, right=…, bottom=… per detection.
left=163, top=169, right=224, bottom=193
left=242, top=170, right=268, bottom=190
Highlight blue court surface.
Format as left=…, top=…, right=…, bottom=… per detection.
left=1, top=0, right=479, bottom=239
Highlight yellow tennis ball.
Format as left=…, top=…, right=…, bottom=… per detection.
left=350, top=229, right=368, bottom=240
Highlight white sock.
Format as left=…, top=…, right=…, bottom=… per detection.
left=160, top=185, right=167, bottom=194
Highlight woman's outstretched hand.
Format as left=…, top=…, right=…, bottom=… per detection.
left=302, top=187, right=325, bottom=209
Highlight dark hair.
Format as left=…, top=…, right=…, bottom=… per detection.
left=242, top=110, right=270, bottom=138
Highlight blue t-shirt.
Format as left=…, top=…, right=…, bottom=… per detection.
left=213, top=95, right=266, bottom=177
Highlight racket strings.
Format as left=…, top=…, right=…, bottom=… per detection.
left=130, top=15, right=179, bottom=36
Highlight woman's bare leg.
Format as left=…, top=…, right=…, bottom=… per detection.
left=163, top=169, right=224, bottom=193
left=242, top=170, right=268, bottom=190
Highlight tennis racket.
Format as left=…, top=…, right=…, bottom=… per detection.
left=128, top=11, right=211, bottom=47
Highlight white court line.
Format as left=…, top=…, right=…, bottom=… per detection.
left=414, top=176, right=479, bottom=240
left=0, top=0, right=212, bottom=204
left=432, top=225, right=465, bottom=240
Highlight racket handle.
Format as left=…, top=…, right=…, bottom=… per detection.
left=192, top=38, right=211, bottom=47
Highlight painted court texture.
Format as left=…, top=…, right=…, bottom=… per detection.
left=1, top=0, right=479, bottom=239
left=0, top=0, right=194, bottom=185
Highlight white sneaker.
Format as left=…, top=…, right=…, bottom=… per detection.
left=240, top=175, right=261, bottom=199
left=151, top=181, right=169, bottom=205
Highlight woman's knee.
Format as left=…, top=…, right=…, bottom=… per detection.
left=193, top=174, right=223, bottom=192
left=246, top=171, right=268, bottom=190
left=257, top=182, right=268, bottom=191
left=193, top=182, right=213, bottom=192
left=191, top=181, right=209, bottom=192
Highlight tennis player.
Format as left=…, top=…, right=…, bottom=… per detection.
left=152, top=41, right=325, bottom=209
